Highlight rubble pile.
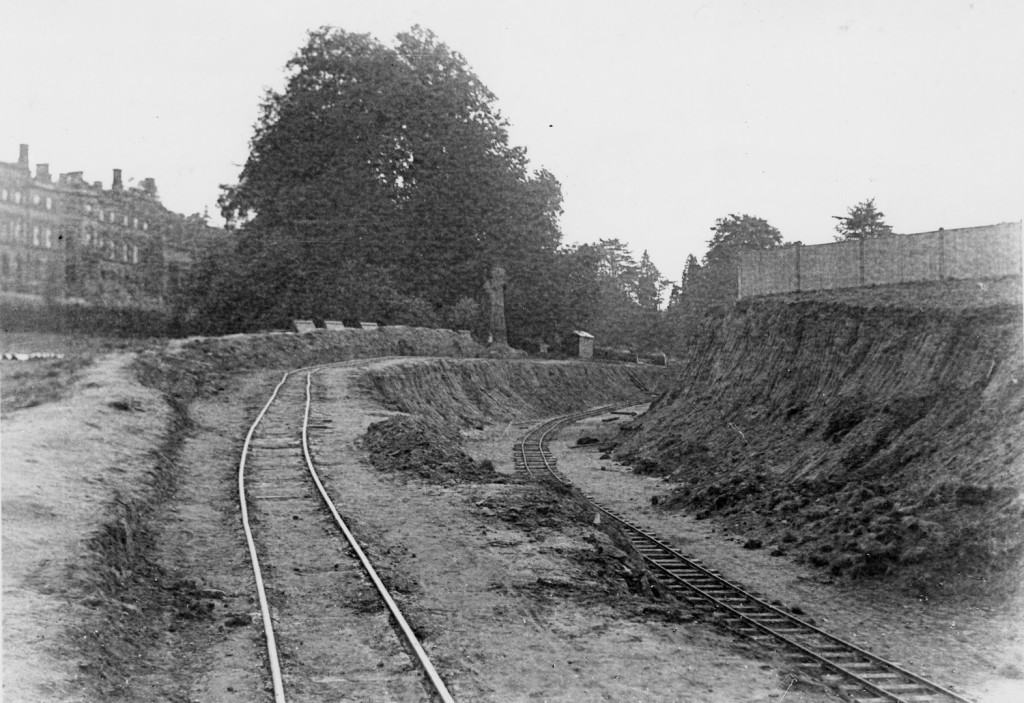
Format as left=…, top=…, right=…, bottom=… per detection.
left=362, top=415, right=500, bottom=484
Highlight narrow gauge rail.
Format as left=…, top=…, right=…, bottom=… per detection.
left=515, top=406, right=974, bottom=703
left=239, top=363, right=454, bottom=703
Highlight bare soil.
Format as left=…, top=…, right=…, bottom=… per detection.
left=306, top=364, right=829, bottom=701
left=2, top=352, right=171, bottom=701
left=617, top=290, right=1024, bottom=596
left=7, top=315, right=1020, bottom=702
left=3, top=347, right=815, bottom=702
left=556, top=409, right=1024, bottom=702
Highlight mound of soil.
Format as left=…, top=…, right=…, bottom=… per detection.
left=363, top=415, right=500, bottom=483
left=615, top=289, right=1024, bottom=598
left=473, top=482, right=660, bottom=606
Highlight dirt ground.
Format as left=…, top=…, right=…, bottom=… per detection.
left=6, top=344, right=1020, bottom=701
left=1, top=352, right=171, bottom=701
left=4, top=353, right=821, bottom=702
left=552, top=408, right=1024, bottom=703
left=307, top=364, right=827, bottom=701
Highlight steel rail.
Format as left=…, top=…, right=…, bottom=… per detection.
left=238, top=371, right=291, bottom=703
left=239, top=360, right=455, bottom=703
left=518, top=407, right=973, bottom=703
left=300, top=371, right=455, bottom=703
left=238, top=361, right=348, bottom=703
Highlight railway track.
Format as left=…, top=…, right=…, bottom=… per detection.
left=515, top=405, right=975, bottom=703
left=239, top=364, right=454, bottom=703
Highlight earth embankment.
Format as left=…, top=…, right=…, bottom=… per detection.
left=615, top=286, right=1024, bottom=597
left=358, top=358, right=663, bottom=426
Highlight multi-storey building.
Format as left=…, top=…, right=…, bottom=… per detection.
left=0, top=144, right=222, bottom=310
left=0, top=145, right=64, bottom=299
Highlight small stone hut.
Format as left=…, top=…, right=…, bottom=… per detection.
left=571, top=330, right=594, bottom=359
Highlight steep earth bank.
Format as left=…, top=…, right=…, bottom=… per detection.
left=358, top=358, right=662, bottom=427
left=615, top=291, right=1024, bottom=598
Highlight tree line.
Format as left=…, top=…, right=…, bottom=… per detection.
left=176, top=25, right=894, bottom=354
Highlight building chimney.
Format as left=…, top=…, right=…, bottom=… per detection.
left=35, top=163, right=51, bottom=182
left=112, top=168, right=123, bottom=191
left=18, top=144, right=29, bottom=166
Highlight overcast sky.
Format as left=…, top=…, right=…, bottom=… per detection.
left=2, top=0, right=1021, bottom=281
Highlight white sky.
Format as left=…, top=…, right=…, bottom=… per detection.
left=2, top=0, right=1021, bottom=281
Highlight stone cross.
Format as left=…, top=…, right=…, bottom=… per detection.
left=484, top=265, right=508, bottom=346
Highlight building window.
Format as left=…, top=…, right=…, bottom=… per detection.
left=44, top=227, right=53, bottom=248
left=32, top=226, right=40, bottom=247
left=133, top=217, right=139, bottom=228
left=1, top=188, right=7, bottom=201
left=142, top=221, right=148, bottom=231
left=123, top=215, right=129, bottom=226
left=13, top=191, right=22, bottom=204
left=45, top=196, right=53, bottom=210
left=32, top=193, right=41, bottom=205
left=84, top=203, right=92, bottom=213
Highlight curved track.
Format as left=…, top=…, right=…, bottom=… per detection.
left=239, top=363, right=454, bottom=703
left=515, top=405, right=975, bottom=703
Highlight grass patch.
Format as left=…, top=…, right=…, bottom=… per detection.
left=1, top=355, right=94, bottom=414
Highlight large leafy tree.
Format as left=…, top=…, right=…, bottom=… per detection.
left=833, top=198, right=894, bottom=240
left=702, top=213, right=782, bottom=301
left=561, top=239, right=668, bottom=349
left=663, top=215, right=783, bottom=350
left=705, top=214, right=783, bottom=265
left=206, top=26, right=563, bottom=330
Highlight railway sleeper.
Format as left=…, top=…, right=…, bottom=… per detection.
left=833, top=680, right=933, bottom=697
left=631, top=545, right=671, bottom=555
left=659, top=570, right=718, bottom=581
left=685, top=588, right=735, bottom=599
left=816, top=672, right=938, bottom=703
left=737, top=611, right=792, bottom=622
left=842, top=664, right=901, bottom=675
left=651, top=563, right=707, bottom=575
left=669, top=576, right=727, bottom=587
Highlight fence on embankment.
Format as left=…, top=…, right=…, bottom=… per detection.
left=738, top=221, right=1022, bottom=298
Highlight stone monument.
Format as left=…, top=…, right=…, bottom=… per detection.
left=483, top=265, right=508, bottom=346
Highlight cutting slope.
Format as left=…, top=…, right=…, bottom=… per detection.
left=359, top=358, right=663, bottom=426
left=616, top=280, right=1024, bottom=597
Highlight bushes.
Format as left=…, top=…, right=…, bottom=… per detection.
left=1, top=297, right=173, bottom=337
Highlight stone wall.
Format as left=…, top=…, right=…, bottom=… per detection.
left=738, top=222, right=1022, bottom=298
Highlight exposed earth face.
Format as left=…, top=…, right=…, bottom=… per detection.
left=2, top=307, right=1022, bottom=702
